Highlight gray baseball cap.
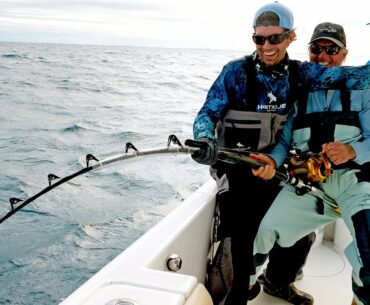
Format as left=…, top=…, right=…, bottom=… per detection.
left=309, top=22, right=346, bottom=47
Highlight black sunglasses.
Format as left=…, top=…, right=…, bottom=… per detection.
left=252, top=31, right=291, bottom=45
left=309, top=44, right=342, bottom=55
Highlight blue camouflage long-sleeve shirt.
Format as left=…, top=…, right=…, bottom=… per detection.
left=193, top=52, right=370, bottom=141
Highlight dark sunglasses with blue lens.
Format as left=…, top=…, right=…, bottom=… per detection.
left=309, top=44, right=342, bottom=55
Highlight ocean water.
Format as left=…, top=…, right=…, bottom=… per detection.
left=0, top=42, right=246, bottom=304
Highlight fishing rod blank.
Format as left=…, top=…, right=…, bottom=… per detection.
left=0, top=135, right=196, bottom=224
left=88, top=137, right=198, bottom=171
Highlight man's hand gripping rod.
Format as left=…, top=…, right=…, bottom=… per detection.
left=185, top=139, right=340, bottom=214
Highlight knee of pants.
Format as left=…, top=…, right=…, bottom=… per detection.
left=254, top=221, right=277, bottom=255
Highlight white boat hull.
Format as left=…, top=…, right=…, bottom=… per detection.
left=60, top=179, right=217, bottom=305
left=60, top=179, right=354, bottom=305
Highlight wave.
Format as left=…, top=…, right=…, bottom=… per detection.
left=61, top=122, right=106, bottom=133
left=18, top=208, right=52, bottom=217
left=62, top=123, right=89, bottom=133
left=61, top=122, right=145, bottom=142
left=1, top=53, right=28, bottom=59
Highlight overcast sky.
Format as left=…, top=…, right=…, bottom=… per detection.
left=0, top=0, right=369, bottom=62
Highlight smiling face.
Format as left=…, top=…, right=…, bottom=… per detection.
left=254, top=25, right=296, bottom=66
left=308, top=39, right=348, bottom=67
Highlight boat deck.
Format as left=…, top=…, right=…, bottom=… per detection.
left=250, top=240, right=353, bottom=305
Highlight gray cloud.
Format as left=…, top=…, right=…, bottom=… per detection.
left=0, top=0, right=168, bottom=15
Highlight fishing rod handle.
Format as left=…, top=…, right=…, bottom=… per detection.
left=184, top=139, right=208, bottom=149
left=185, top=139, right=271, bottom=169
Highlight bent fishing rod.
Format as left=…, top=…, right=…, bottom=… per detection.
left=0, top=135, right=339, bottom=224
left=0, top=135, right=199, bottom=224
left=185, top=139, right=340, bottom=213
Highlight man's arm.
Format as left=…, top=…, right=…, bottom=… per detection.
left=298, top=62, right=370, bottom=91
left=267, top=104, right=296, bottom=167
left=193, top=62, right=236, bottom=140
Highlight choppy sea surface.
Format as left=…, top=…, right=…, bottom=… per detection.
left=0, top=42, right=248, bottom=305
left=0, top=42, right=367, bottom=305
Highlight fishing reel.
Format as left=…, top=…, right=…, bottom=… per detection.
left=287, top=150, right=333, bottom=182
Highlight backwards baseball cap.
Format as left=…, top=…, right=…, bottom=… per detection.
left=309, top=22, right=346, bottom=47
left=253, top=1, right=294, bottom=30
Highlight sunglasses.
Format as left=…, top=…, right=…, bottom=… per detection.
left=309, top=44, right=342, bottom=55
left=252, top=31, right=291, bottom=45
